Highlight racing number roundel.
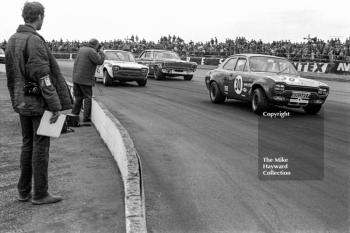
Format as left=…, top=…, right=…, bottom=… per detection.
left=234, top=75, right=243, bottom=95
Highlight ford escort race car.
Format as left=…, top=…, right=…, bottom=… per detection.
left=95, top=50, right=149, bottom=86
left=137, top=49, right=197, bottom=80
left=205, top=54, right=329, bottom=114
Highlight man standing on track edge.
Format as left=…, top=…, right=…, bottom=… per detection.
left=71, top=39, right=105, bottom=122
left=5, top=2, right=73, bottom=204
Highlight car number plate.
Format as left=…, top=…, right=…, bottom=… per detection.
left=291, top=92, right=310, bottom=99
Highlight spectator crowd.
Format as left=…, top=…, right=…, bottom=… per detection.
left=1, top=35, right=350, bottom=63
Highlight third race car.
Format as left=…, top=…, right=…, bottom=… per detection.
left=137, top=49, right=197, bottom=80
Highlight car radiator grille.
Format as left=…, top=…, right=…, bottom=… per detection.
left=285, top=85, right=318, bottom=93
left=113, top=67, right=145, bottom=77
left=120, top=67, right=141, bottom=72
left=163, top=62, right=193, bottom=69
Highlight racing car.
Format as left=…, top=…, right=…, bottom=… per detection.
left=137, top=49, right=197, bottom=80
left=95, top=50, right=149, bottom=86
left=205, top=54, right=329, bottom=114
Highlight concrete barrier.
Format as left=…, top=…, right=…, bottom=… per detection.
left=66, top=81, right=147, bottom=233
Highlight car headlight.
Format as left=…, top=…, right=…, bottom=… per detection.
left=105, top=63, right=113, bottom=68
left=112, top=66, right=120, bottom=72
left=274, top=83, right=285, bottom=92
left=192, top=64, right=197, bottom=71
left=318, top=87, right=328, bottom=95
left=141, top=68, right=148, bottom=73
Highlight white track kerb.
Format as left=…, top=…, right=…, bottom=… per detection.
left=65, top=81, right=146, bottom=233
left=91, top=98, right=147, bottom=233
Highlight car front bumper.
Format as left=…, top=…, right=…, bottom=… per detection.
left=269, top=91, right=328, bottom=107
left=112, top=70, right=148, bottom=81
left=161, top=69, right=194, bottom=76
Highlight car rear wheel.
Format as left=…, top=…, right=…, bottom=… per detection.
left=154, top=66, right=164, bottom=80
left=137, top=79, right=147, bottom=87
left=184, top=75, right=193, bottom=81
left=103, top=70, right=113, bottom=86
left=303, top=104, right=322, bottom=114
left=209, top=82, right=226, bottom=104
left=252, top=88, right=269, bottom=114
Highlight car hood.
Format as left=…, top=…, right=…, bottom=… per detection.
left=159, top=59, right=196, bottom=65
left=105, top=60, right=148, bottom=69
left=256, top=72, right=328, bottom=87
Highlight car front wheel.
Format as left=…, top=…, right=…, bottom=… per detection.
left=103, top=70, right=113, bottom=86
left=252, top=88, right=269, bottom=114
left=209, top=82, right=226, bottom=103
left=184, top=75, right=193, bottom=81
left=303, top=104, right=322, bottom=114
left=137, top=79, right=147, bottom=87
left=154, top=66, right=164, bottom=80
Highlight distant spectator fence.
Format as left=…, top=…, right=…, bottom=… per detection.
left=52, top=53, right=350, bottom=75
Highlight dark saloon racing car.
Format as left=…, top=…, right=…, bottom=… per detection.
left=205, top=54, right=329, bottom=114
left=95, top=50, right=149, bottom=86
left=137, top=49, right=197, bottom=80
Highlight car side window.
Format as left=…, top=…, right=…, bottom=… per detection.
left=223, top=58, right=237, bottom=70
left=244, top=62, right=249, bottom=72
left=154, top=52, right=161, bottom=59
left=235, top=58, right=247, bottom=72
left=144, top=51, right=153, bottom=59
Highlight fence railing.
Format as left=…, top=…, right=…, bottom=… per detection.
left=53, top=53, right=350, bottom=75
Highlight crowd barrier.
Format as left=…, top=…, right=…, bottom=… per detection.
left=53, top=53, right=350, bottom=75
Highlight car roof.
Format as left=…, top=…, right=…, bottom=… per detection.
left=228, top=53, right=289, bottom=60
left=142, top=49, right=173, bottom=52
left=104, top=49, right=131, bottom=53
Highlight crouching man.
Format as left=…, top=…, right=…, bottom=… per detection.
left=71, top=39, right=105, bottom=122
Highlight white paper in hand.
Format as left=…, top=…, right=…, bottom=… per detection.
left=37, top=111, right=66, bottom=138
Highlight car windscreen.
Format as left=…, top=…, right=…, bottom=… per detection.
left=155, top=52, right=180, bottom=60
left=105, top=51, right=135, bottom=62
left=249, top=56, right=298, bottom=75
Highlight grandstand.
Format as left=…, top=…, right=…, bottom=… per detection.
left=1, top=35, right=349, bottom=62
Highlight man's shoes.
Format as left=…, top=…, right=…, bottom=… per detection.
left=18, top=193, right=32, bottom=202
left=31, top=193, right=62, bottom=205
left=82, top=118, right=91, bottom=122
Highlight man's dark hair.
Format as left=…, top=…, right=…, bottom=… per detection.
left=22, top=2, right=45, bottom=23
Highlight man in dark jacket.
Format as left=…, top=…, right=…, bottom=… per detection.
left=72, top=39, right=105, bottom=122
left=5, top=2, right=72, bottom=205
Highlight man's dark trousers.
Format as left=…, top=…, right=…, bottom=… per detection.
left=18, top=114, right=50, bottom=200
left=72, top=83, right=92, bottom=121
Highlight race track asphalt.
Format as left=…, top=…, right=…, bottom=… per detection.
left=58, top=60, right=349, bottom=233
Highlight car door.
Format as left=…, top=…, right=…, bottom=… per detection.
left=228, top=57, right=250, bottom=100
left=221, top=57, right=237, bottom=97
left=138, top=51, right=154, bottom=74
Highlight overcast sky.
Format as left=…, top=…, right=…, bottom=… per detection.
left=1, top=0, right=349, bottom=43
